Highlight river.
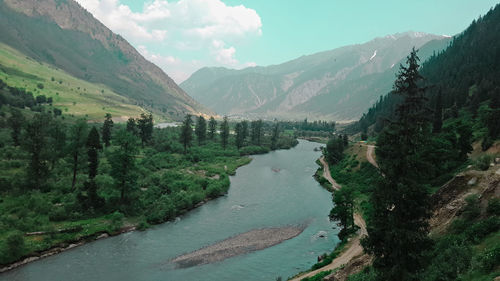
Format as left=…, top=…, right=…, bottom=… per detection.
left=1, top=140, right=339, bottom=281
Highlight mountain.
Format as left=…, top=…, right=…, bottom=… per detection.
left=357, top=4, right=500, bottom=135
left=181, top=32, right=450, bottom=121
left=0, top=0, right=211, bottom=119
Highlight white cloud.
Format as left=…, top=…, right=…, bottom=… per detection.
left=75, top=0, right=262, bottom=82
left=138, top=45, right=202, bottom=83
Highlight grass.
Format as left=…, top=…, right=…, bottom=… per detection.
left=0, top=43, right=152, bottom=121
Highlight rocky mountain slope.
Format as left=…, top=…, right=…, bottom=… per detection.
left=0, top=0, right=210, bottom=119
left=181, top=32, right=450, bottom=121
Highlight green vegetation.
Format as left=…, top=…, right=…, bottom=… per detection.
left=0, top=103, right=297, bottom=265
left=0, top=43, right=149, bottom=121
left=341, top=8, right=500, bottom=278
left=0, top=2, right=207, bottom=118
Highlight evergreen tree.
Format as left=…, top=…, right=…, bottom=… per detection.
left=23, top=113, right=51, bottom=189
left=8, top=107, right=24, bottom=146
left=138, top=113, right=153, bottom=147
left=86, top=127, right=101, bottom=179
left=47, top=119, right=66, bottom=170
left=251, top=120, right=263, bottom=145
left=235, top=122, right=244, bottom=149
left=79, top=127, right=103, bottom=210
left=329, top=186, right=356, bottom=240
left=362, top=49, right=432, bottom=281
left=325, top=136, right=345, bottom=165
left=220, top=116, right=230, bottom=149
left=126, top=117, right=138, bottom=135
left=271, top=122, right=280, bottom=150
left=179, top=114, right=193, bottom=153
left=208, top=116, right=217, bottom=140
left=102, top=113, right=113, bottom=147
left=68, top=119, right=88, bottom=189
left=195, top=116, right=207, bottom=145
left=109, top=130, right=138, bottom=203
left=432, top=90, right=443, bottom=134
left=342, top=134, right=349, bottom=147
left=241, top=120, right=249, bottom=143
left=456, top=121, right=473, bottom=161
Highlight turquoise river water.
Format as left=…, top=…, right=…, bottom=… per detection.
left=1, top=140, right=339, bottom=281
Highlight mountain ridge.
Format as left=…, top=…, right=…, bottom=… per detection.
left=0, top=0, right=211, bottom=119
left=181, top=31, right=451, bottom=121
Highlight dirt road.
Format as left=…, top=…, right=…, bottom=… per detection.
left=290, top=157, right=367, bottom=281
left=319, top=156, right=341, bottom=190
left=365, top=145, right=378, bottom=168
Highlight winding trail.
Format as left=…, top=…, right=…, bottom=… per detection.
left=365, top=145, right=378, bottom=168
left=290, top=157, right=367, bottom=281
left=319, top=156, right=341, bottom=190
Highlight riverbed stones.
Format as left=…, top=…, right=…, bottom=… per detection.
left=171, top=225, right=306, bottom=268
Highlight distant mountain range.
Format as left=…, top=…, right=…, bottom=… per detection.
left=181, top=32, right=451, bottom=121
left=0, top=0, right=211, bottom=119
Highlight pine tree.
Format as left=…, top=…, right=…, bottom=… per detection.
left=68, top=119, right=88, bottom=189
left=362, top=49, right=432, bottom=281
left=126, top=117, right=137, bottom=135
left=8, top=107, right=24, bottom=146
left=235, top=122, right=244, bottom=149
left=241, top=120, right=249, bottom=142
left=220, top=116, right=229, bottom=149
left=329, top=186, right=356, bottom=240
left=102, top=113, right=113, bottom=147
left=251, top=120, right=263, bottom=145
left=208, top=116, right=217, bottom=140
left=109, top=130, right=138, bottom=203
left=138, top=113, right=153, bottom=146
left=432, top=90, right=443, bottom=134
left=47, top=119, right=66, bottom=169
left=23, top=113, right=51, bottom=189
left=271, top=122, right=280, bottom=150
left=86, top=127, right=101, bottom=179
left=179, top=114, right=193, bottom=153
left=195, top=116, right=207, bottom=145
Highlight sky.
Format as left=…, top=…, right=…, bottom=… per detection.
left=74, top=0, right=499, bottom=83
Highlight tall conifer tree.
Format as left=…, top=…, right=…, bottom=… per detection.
left=362, top=49, right=432, bottom=281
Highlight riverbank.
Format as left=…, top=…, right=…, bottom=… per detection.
left=1, top=139, right=337, bottom=281
left=0, top=157, right=252, bottom=273
left=0, top=141, right=302, bottom=273
left=290, top=145, right=376, bottom=281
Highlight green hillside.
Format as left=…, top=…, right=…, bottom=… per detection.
left=0, top=43, right=150, bottom=121
left=0, top=0, right=211, bottom=120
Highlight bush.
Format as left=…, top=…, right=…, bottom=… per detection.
left=475, top=155, right=493, bottom=171
left=475, top=245, right=500, bottom=272
left=462, top=194, right=481, bottom=221
left=137, top=220, right=150, bottom=231
left=465, top=217, right=500, bottom=243
left=1, top=232, right=25, bottom=263
left=49, top=206, right=69, bottom=221
left=486, top=198, right=500, bottom=216
left=109, top=211, right=124, bottom=232
left=239, top=145, right=269, bottom=155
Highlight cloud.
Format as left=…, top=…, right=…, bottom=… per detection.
left=75, top=0, right=262, bottom=82
left=137, top=45, right=202, bottom=83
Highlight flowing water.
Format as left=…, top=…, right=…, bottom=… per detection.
left=2, top=140, right=339, bottom=281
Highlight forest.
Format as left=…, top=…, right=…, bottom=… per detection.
left=0, top=83, right=298, bottom=265
left=317, top=9, right=500, bottom=279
